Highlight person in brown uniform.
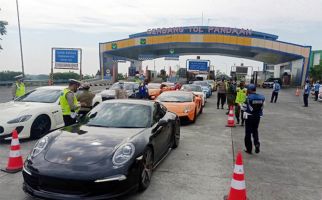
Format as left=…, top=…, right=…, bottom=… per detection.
left=115, top=81, right=128, bottom=99
left=76, top=83, right=95, bottom=116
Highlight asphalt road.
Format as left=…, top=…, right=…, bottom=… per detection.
left=0, top=88, right=321, bottom=199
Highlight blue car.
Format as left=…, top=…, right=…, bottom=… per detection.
left=201, top=86, right=211, bottom=98
left=192, top=81, right=212, bottom=97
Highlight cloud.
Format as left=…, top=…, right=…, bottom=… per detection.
left=1, top=0, right=322, bottom=75
left=1, top=0, right=322, bottom=34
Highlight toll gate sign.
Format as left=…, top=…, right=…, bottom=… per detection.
left=235, top=67, right=248, bottom=74
left=53, top=48, right=81, bottom=70
left=187, top=60, right=210, bottom=71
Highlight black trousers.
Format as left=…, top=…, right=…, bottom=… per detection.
left=303, top=94, right=309, bottom=107
left=245, top=116, right=261, bottom=152
left=63, top=115, right=76, bottom=126
left=217, top=93, right=226, bottom=108
left=235, top=105, right=244, bottom=124
left=315, top=91, right=319, bottom=101
left=270, top=91, right=278, bottom=103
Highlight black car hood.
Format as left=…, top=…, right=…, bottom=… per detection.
left=44, top=125, right=145, bottom=166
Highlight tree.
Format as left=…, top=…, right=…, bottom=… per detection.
left=53, top=72, right=80, bottom=80
left=117, top=73, right=125, bottom=80
left=215, top=69, right=230, bottom=80
left=0, top=9, right=8, bottom=50
left=309, top=61, right=322, bottom=81
left=0, top=71, right=22, bottom=81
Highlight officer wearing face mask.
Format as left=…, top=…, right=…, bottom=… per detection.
left=60, top=79, right=82, bottom=126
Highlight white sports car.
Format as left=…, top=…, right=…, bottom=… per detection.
left=180, top=84, right=207, bottom=106
left=0, top=85, right=104, bottom=140
left=0, top=86, right=66, bottom=139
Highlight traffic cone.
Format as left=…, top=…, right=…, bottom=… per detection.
left=224, top=151, right=248, bottom=200
left=226, top=106, right=236, bottom=127
left=1, top=130, right=23, bottom=173
left=295, top=88, right=300, bottom=96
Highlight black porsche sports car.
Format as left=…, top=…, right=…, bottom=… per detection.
left=23, top=100, right=180, bottom=200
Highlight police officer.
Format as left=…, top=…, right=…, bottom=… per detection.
left=76, top=83, right=95, bottom=116
left=139, top=82, right=148, bottom=99
left=115, top=81, right=128, bottom=99
left=216, top=78, right=226, bottom=109
left=313, top=81, right=320, bottom=101
left=60, top=79, right=82, bottom=126
left=226, top=78, right=237, bottom=115
left=12, top=74, right=25, bottom=99
left=242, top=84, right=265, bottom=154
left=270, top=80, right=281, bottom=103
left=303, top=80, right=310, bottom=107
left=235, top=81, right=247, bottom=126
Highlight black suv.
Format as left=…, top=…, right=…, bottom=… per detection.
left=262, top=78, right=282, bottom=88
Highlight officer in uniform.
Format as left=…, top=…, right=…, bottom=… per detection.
left=76, top=83, right=95, bottom=116
left=242, top=84, right=265, bottom=154
left=216, top=78, right=226, bottom=109
left=313, top=81, right=320, bottom=101
left=270, top=80, right=281, bottom=103
left=115, top=81, right=128, bottom=99
left=235, top=81, right=247, bottom=126
left=60, top=79, right=82, bottom=126
left=303, top=80, right=310, bottom=107
left=12, top=74, right=26, bottom=99
left=226, top=78, right=237, bottom=115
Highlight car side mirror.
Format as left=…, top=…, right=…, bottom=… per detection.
left=89, top=112, right=97, bottom=119
left=158, top=118, right=167, bottom=127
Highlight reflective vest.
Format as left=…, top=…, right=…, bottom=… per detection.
left=59, top=88, right=78, bottom=115
left=15, top=82, right=25, bottom=97
left=235, top=87, right=247, bottom=104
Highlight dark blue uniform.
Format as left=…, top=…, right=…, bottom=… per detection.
left=303, top=83, right=310, bottom=107
left=243, top=93, right=265, bottom=153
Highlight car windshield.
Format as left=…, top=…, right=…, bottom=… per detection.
left=86, top=103, right=151, bottom=128
left=162, top=82, right=174, bottom=86
left=148, top=83, right=161, bottom=89
left=15, top=89, right=61, bottom=103
left=157, top=92, right=193, bottom=102
left=192, top=81, right=209, bottom=86
left=110, top=83, right=132, bottom=90
left=181, top=85, right=202, bottom=92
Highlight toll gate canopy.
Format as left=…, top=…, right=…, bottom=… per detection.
left=99, top=26, right=311, bottom=86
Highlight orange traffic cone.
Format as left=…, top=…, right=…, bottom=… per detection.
left=1, top=130, right=23, bottom=173
left=224, top=151, right=248, bottom=200
left=295, top=88, right=300, bottom=96
left=226, top=106, right=236, bottom=127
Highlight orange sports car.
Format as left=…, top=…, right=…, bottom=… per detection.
left=161, top=82, right=175, bottom=91
left=156, top=91, right=202, bottom=123
left=148, top=83, right=162, bottom=100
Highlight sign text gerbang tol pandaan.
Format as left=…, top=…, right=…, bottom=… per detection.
left=147, top=26, right=252, bottom=36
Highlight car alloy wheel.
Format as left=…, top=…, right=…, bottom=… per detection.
left=30, top=115, right=51, bottom=139
left=139, top=148, right=153, bottom=191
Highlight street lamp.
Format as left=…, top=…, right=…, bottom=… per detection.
left=15, top=0, right=24, bottom=76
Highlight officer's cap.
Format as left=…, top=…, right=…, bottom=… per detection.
left=247, top=84, right=256, bottom=92
left=81, top=83, right=90, bottom=89
left=14, top=74, right=24, bottom=80
left=69, top=79, right=82, bottom=85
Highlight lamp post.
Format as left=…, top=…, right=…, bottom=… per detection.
left=16, top=0, right=24, bottom=76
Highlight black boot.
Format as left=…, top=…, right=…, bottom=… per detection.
left=255, top=145, right=260, bottom=154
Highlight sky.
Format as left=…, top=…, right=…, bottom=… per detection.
left=0, top=0, right=322, bottom=76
